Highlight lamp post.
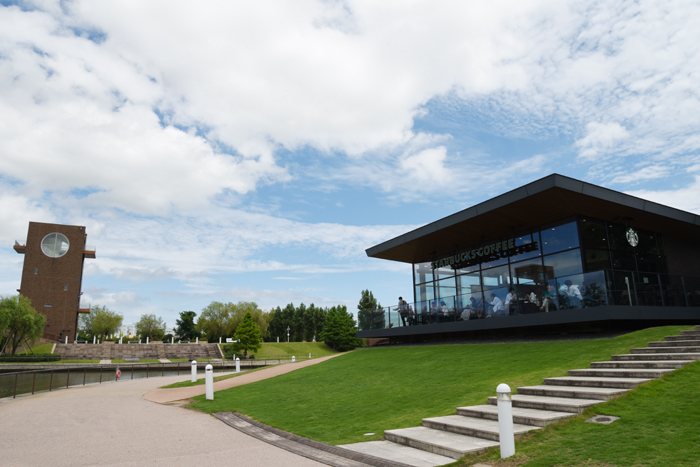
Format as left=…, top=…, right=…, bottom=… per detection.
left=287, top=326, right=290, bottom=343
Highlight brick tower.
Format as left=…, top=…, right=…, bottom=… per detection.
left=14, top=222, right=96, bottom=342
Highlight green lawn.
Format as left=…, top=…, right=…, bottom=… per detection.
left=251, top=341, right=339, bottom=358
left=111, top=359, right=161, bottom=363
left=461, top=360, right=700, bottom=467
left=0, top=359, right=100, bottom=364
left=190, top=325, right=693, bottom=447
left=160, top=367, right=271, bottom=388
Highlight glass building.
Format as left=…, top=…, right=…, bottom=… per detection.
left=360, top=174, right=700, bottom=340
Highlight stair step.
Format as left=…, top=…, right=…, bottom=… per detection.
left=591, top=360, right=691, bottom=369
left=338, top=440, right=456, bottom=467
left=384, top=426, right=500, bottom=460
left=568, top=368, right=673, bottom=378
left=422, top=415, right=538, bottom=442
left=631, top=346, right=700, bottom=353
left=544, top=376, right=650, bottom=389
left=680, top=330, right=700, bottom=337
left=517, top=385, right=628, bottom=401
left=612, top=353, right=700, bottom=361
left=486, top=394, right=602, bottom=414
left=649, top=340, right=700, bottom=347
left=665, top=335, right=700, bottom=341
left=458, top=404, right=574, bottom=427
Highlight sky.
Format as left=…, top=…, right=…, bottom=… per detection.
left=1, top=0, right=700, bottom=331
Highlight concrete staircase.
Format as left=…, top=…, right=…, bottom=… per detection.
left=339, top=325, right=700, bottom=467
left=55, top=343, right=223, bottom=360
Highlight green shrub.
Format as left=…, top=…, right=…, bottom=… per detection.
left=0, top=353, right=61, bottom=362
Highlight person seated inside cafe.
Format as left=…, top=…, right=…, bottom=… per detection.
left=466, top=296, right=484, bottom=319
left=488, top=293, right=506, bottom=317
left=504, top=288, right=517, bottom=315
left=541, top=284, right=556, bottom=312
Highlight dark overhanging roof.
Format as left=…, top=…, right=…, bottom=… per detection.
left=365, top=173, right=700, bottom=264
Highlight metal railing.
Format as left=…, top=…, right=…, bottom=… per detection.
left=358, top=269, right=700, bottom=331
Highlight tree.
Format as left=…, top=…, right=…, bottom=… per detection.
left=79, top=305, right=123, bottom=339
left=197, top=302, right=232, bottom=342
left=357, top=289, right=383, bottom=331
left=135, top=313, right=166, bottom=340
left=319, top=305, right=361, bottom=351
left=174, top=311, right=199, bottom=340
left=231, top=311, right=262, bottom=357
left=0, top=295, right=46, bottom=354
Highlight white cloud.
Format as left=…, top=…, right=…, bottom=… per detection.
left=611, top=165, right=670, bottom=184
left=625, top=175, right=700, bottom=215
left=575, top=122, right=630, bottom=160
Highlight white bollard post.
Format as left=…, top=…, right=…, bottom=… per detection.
left=191, top=360, right=197, bottom=382
left=309, top=353, right=311, bottom=359
left=219, top=337, right=222, bottom=344
left=97, top=339, right=100, bottom=344
left=277, top=337, right=279, bottom=343
left=205, top=364, right=214, bottom=400
left=65, top=336, right=68, bottom=344
left=292, top=355, right=296, bottom=363
left=497, top=383, right=515, bottom=459
left=196, top=337, right=199, bottom=344
left=146, top=337, right=149, bottom=344
left=139, top=339, right=141, bottom=344
left=235, top=357, right=240, bottom=373
left=93, top=335, right=96, bottom=344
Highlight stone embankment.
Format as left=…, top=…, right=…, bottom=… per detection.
left=54, top=342, right=223, bottom=360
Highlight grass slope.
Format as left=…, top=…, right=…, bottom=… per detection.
left=252, top=342, right=338, bottom=357
left=462, top=360, right=700, bottom=467
left=191, top=326, right=692, bottom=446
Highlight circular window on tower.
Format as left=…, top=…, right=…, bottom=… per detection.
left=41, top=233, right=70, bottom=258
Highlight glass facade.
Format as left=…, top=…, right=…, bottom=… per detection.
left=358, top=215, right=699, bottom=331
left=412, top=216, right=672, bottom=314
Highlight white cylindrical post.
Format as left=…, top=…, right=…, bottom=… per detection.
left=139, top=339, right=141, bottom=344
left=65, top=336, right=68, bottom=344
left=98, top=339, right=100, bottom=344
left=219, top=337, right=222, bottom=344
left=277, top=337, right=279, bottom=343
left=191, top=360, right=197, bottom=382
left=205, top=364, right=214, bottom=400
left=497, top=383, right=515, bottom=458
left=235, top=357, right=240, bottom=373
left=309, top=353, right=311, bottom=359
left=93, top=335, right=96, bottom=344
left=146, top=337, right=149, bottom=344
left=196, top=337, right=199, bottom=344
left=292, top=355, right=295, bottom=363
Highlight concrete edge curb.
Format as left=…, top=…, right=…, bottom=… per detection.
left=214, top=411, right=416, bottom=467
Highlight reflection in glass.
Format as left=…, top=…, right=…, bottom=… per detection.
left=543, top=249, right=583, bottom=279
left=437, top=278, right=457, bottom=300
left=513, top=232, right=541, bottom=261
left=611, top=250, right=636, bottom=271
left=541, top=221, right=579, bottom=255
left=413, top=262, right=433, bottom=285
left=482, top=264, right=511, bottom=290
left=579, top=218, right=608, bottom=249
left=415, top=283, right=435, bottom=304
left=584, top=249, right=610, bottom=272
left=511, top=257, right=546, bottom=286
left=433, top=265, right=455, bottom=281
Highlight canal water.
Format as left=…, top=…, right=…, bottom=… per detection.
left=0, top=364, right=234, bottom=399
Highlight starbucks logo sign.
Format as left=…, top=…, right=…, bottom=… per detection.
left=626, top=228, right=639, bottom=247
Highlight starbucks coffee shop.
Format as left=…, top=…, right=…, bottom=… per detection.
left=360, top=174, right=700, bottom=341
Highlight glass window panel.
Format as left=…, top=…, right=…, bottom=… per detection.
left=540, top=221, right=580, bottom=255
left=584, top=249, right=610, bottom=272
left=414, top=283, right=434, bottom=304
left=480, top=247, right=509, bottom=269
left=413, top=262, right=433, bottom=285
left=511, top=257, right=545, bottom=286
left=543, top=249, right=583, bottom=279
left=512, top=232, right=541, bottom=261
left=481, top=264, right=511, bottom=290
left=457, top=272, right=481, bottom=295
left=41, top=233, right=57, bottom=256
left=636, top=254, right=668, bottom=274
left=455, top=262, right=479, bottom=275
left=635, top=230, right=659, bottom=255
left=433, top=265, right=455, bottom=281
left=611, top=250, right=636, bottom=271
left=608, top=223, right=635, bottom=253
left=579, top=218, right=608, bottom=249
left=437, top=277, right=457, bottom=300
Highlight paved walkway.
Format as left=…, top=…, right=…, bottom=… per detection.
left=0, top=355, right=344, bottom=467
left=144, top=354, right=343, bottom=403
